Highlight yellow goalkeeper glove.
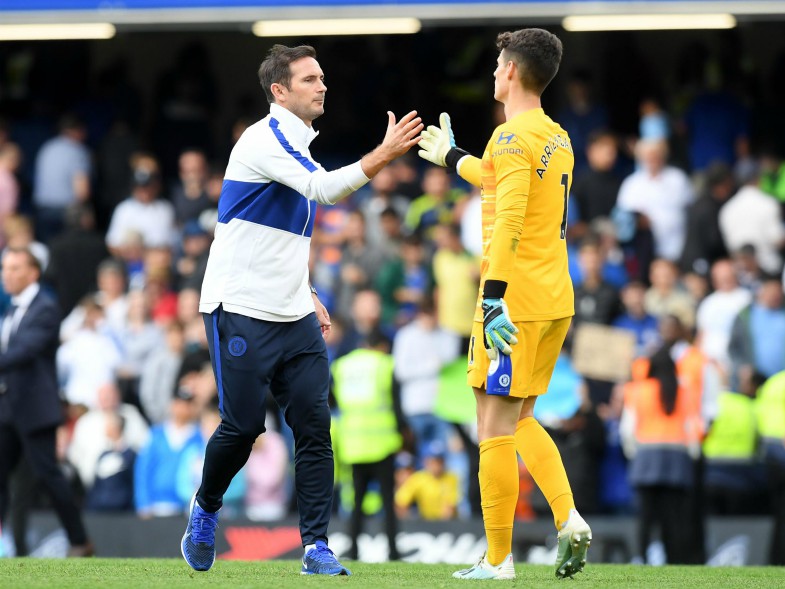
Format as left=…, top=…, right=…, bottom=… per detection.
left=417, top=112, right=470, bottom=171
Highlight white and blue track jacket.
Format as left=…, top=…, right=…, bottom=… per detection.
left=200, top=103, right=370, bottom=322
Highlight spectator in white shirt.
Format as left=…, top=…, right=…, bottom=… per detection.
left=106, top=153, right=176, bottom=253
left=696, top=259, right=752, bottom=370
left=57, top=297, right=123, bottom=409
left=68, top=381, right=149, bottom=489
left=719, top=168, right=785, bottom=275
left=392, top=299, right=460, bottom=462
left=60, top=258, right=129, bottom=342
left=617, top=139, right=694, bottom=262
left=114, top=289, right=165, bottom=406
left=459, top=187, right=483, bottom=257
left=95, top=258, right=131, bottom=333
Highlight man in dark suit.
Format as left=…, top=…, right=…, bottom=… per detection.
left=0, top=246, right=93, bottom=556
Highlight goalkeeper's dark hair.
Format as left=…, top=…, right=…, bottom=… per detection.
left=647, top=345, right=679, bottom=415
left=496, top=28, right=563, bottom=95
left=258, top=44, right=317, bottom=104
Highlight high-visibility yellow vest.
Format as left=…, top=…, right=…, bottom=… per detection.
left=756, top=370, right=785, bottom=440
left=703, top=392, right=756, bottom=460
left=331, top=349, right=402, bottom=464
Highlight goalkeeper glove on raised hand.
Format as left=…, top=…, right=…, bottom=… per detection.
left=482, top=280, right=519, bottom=359
left=418, top=112, right=470, bottom=171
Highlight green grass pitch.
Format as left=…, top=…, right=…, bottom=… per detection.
left=1, top=559, right=784, bottom=588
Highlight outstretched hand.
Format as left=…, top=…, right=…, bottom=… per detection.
left=361, top=110, right=423, bottom=179
left=380, top=110, right=423, bottom=159
left=418, top=112, right=456, bottom=167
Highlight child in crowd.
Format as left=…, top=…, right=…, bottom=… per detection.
left=395, top=441, right=460, bottom=521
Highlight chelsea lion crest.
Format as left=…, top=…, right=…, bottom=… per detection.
left=228, top=336, right=247, bottom=357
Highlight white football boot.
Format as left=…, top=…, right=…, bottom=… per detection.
left=453, top=552, right=516, bottom=580
left=555, top=509, right=592, bottom=579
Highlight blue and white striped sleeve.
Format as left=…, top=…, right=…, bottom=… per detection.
left=254, top=120, right=369, bottom=205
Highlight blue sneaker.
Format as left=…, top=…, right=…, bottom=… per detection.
left=181, top=495, right=219, bottom=572
left=301, top=540, right=351, bottom=576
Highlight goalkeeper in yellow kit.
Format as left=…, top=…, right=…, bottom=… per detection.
left=418, top=28, right=591, bottom=580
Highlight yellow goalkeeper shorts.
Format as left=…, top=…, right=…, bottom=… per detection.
left=467, top=317, right=571, bottom=398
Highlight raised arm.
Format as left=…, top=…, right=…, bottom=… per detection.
left=257, top=111, right=422, bottom=206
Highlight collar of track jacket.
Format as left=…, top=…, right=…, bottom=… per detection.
left=269, top=103, right=319, bottom=147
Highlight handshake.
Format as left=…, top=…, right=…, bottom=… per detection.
left=417, top=112, right=470, bottom=172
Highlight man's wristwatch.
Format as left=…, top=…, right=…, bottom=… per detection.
left=309, top=284, right=318, bottom=296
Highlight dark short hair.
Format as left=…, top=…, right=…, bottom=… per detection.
left=3, top=246, right=41, bottom=275
left=64, top=203, right=94, bottom=230
left=587, top=129, right=616, bottom=147
left=58, top=113, right=85, bottom=134
left=379, top=206, right=400, bottom=220
left=416, top=296, right=436, bottom=316
left=760, top=273, right=784, bottom=285
left=258, top=44, right=317, bottom=104
left=97, top=257, right=127, bottom=280
left=363, top=328, right=391, bottom=351
left=402, top=233, right=423, bottom=247
left=496, top=28, right=563, bottom=95
left=440, top=223, right=462, bottom=239
left=622, top=280, right=647, bottom=291
left=704, top=161, right=734, bottom=189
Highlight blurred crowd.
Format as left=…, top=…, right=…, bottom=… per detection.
left=1, top=40, right=785, bottom=565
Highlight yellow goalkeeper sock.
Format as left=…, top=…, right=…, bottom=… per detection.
left=479, top=435, right=518, bottom=565
left=515, top=416, right=574, bottom=529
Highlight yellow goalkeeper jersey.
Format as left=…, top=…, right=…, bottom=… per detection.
left=460, top=108, right=575, bottom=322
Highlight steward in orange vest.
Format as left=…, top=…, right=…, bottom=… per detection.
left=621, top=347, right=693, bottom=564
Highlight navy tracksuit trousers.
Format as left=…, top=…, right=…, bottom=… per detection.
left=197, top=306, right=333, bottom=546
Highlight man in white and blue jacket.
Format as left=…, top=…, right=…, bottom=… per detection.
left=181, top=43, right=422, bottom=576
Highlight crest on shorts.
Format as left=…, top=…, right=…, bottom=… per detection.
left=228, top=336, right=247, bottom=357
